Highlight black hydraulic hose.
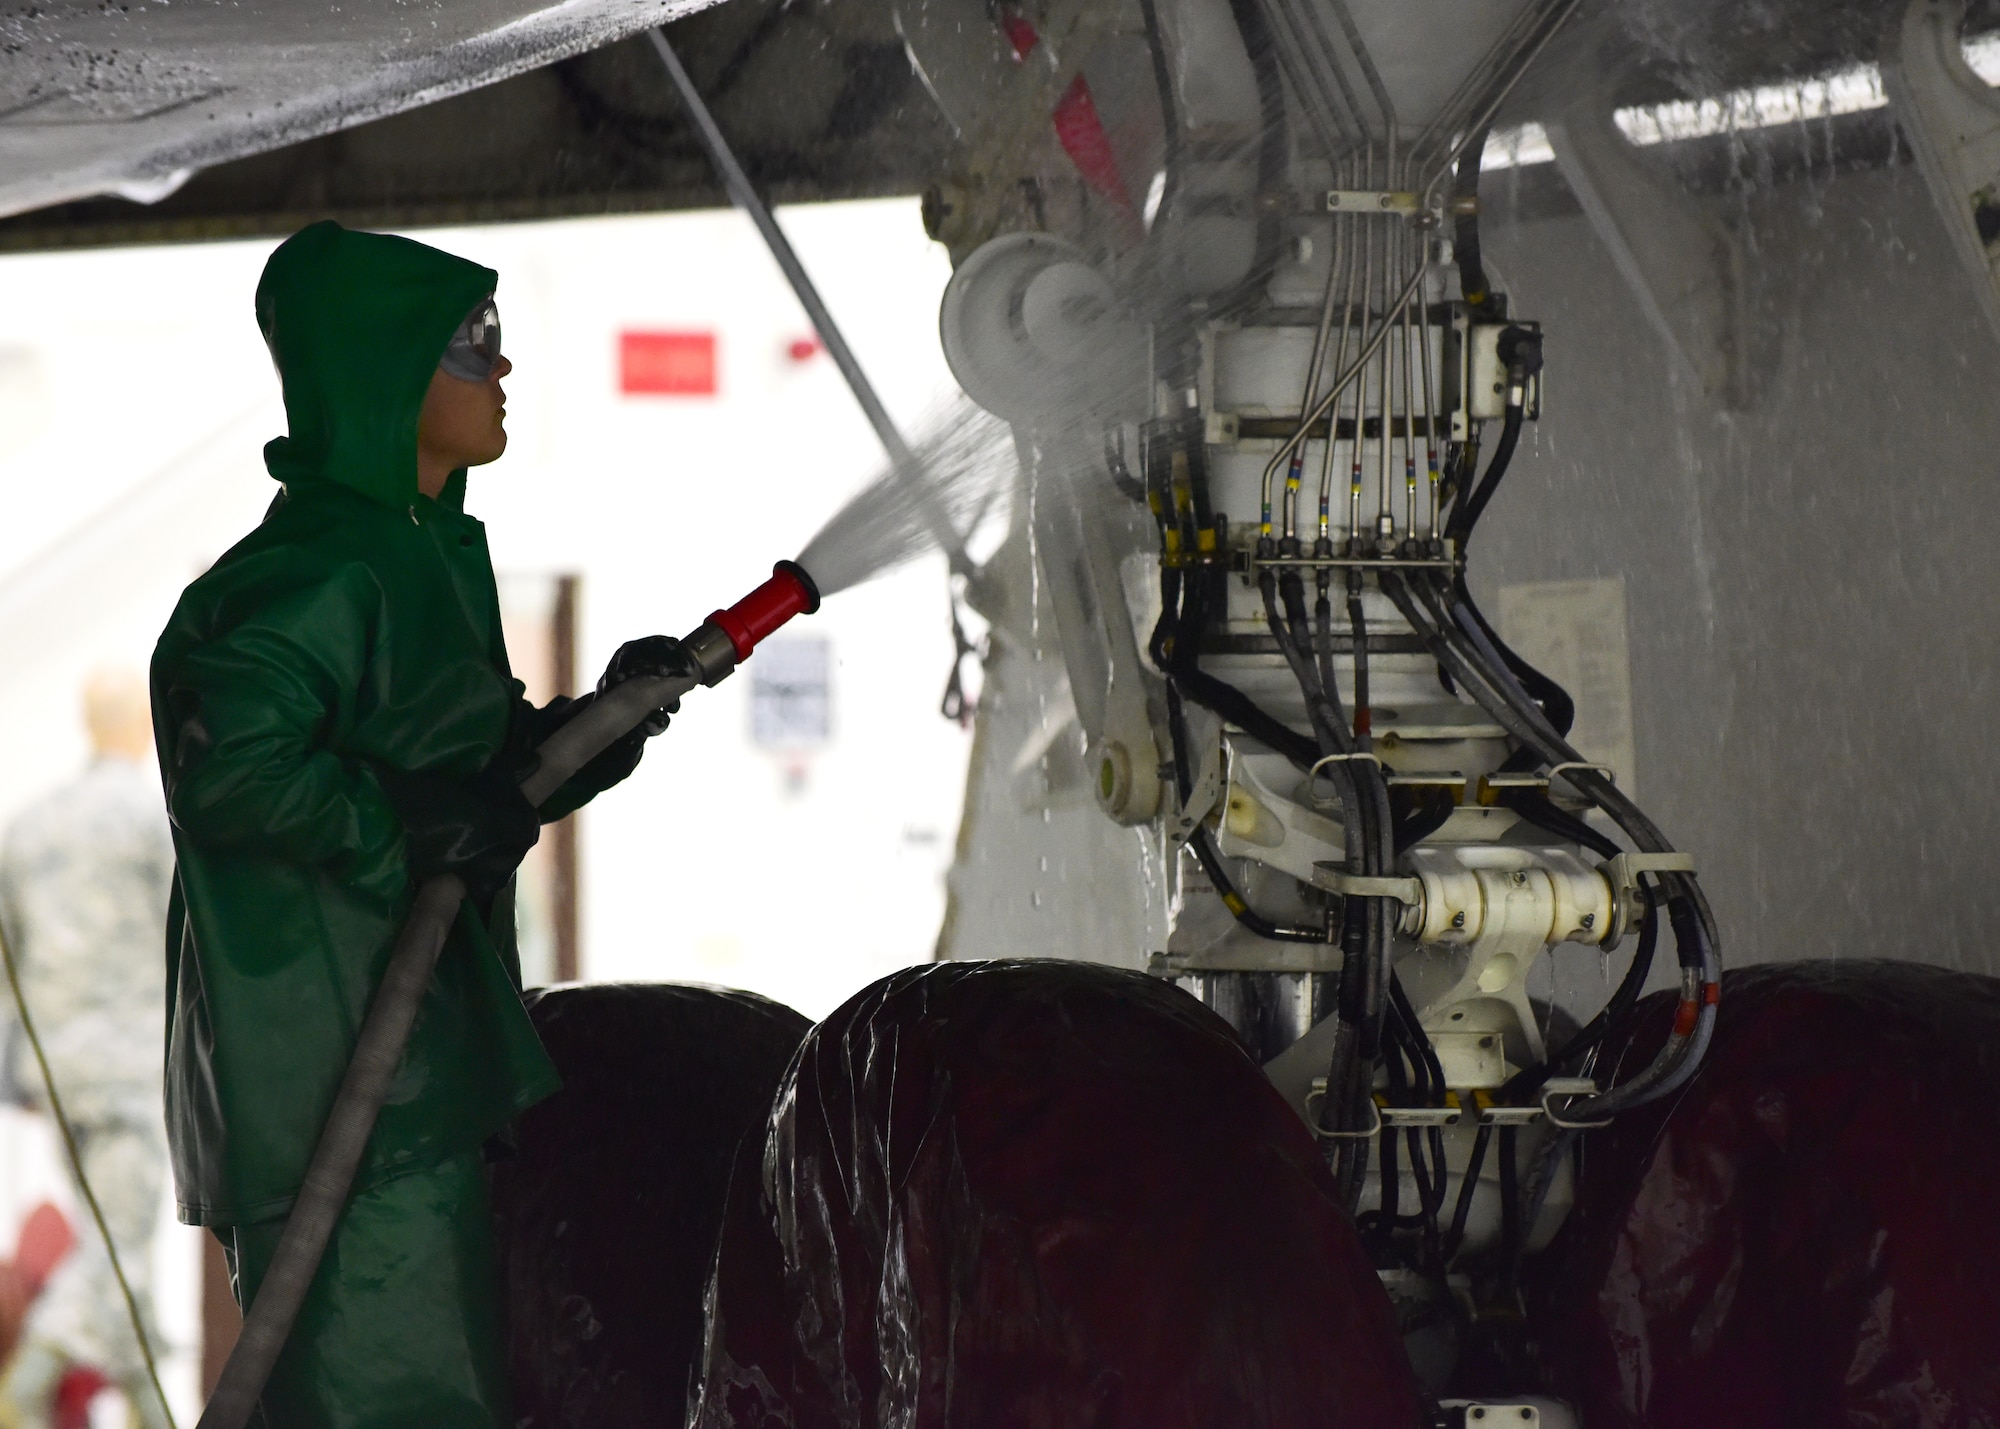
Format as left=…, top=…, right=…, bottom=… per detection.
left=1423, top=570, right=1712, bottom=957
left=1311, top=580, right=1350, bottom=742
left=1219, top=0, right=1288, bottom=305
left=1454, top=125, right=1500, bottom=319
left=1347, top=585, right=1374, bottom=746
left=1374, top=1011, right=1408, bottom=1233
left=1450, top=403, right=1522, bottom=546
left=1148, top=432, right=1320, bottom=777
left=1104, top=429, right=1147, bottom=504
left=1389, top=974, right=1449, bottom=1257
left=1411, top=1123, right=1445, bottom=1259
left=1323, top=584, right=1397, bottom=1207
left=1554, top=892, right=1661, bottom=1073
left=1445, top=1123, right=1491, bottom=1258
left=1132, top=0, right=1182, bottom=231
left=1392, top=787, right=1457, bottom=854
left=1500, top=786, right=1620, bottom=860
left=1439, top=437, right=1477, bottom=536
left=1391, top=971, right=1446, bottom=1099
left=1455, top=328, right=1542, bottom=547
left=1452, top=573, right=1575, bottom=736
left=1418, top=570, right=1717, bottom=954
left=1148, top=564, right=1319, bottom=777
left=1162, top=667, right=1196, bottom=805
left=1264, top=571, right=1345, bottom=759
left=1173, top=652, right=1321, bottom=772
left=1516, top=1126, right=1580, bottom=1277
left=1189, top=827, right=1326, bottom=943
left=1385, top=570, right=1721, bottom=1115
left=1154, top=589, right=1323, bottom=946
left=1143, top=442, right=1322, bottom=949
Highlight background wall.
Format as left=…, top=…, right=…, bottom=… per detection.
left=1472, top=155, right=2000, bottom=979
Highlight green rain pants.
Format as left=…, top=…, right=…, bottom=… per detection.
left=221, top=1149, right=510, bottom=1429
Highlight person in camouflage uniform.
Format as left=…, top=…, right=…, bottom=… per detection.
left=0, top=668, right=175, bottom=1429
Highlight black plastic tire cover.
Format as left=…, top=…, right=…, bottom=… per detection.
left=492, top=981, right=811, bottom=1428
left=689, top=959, right=1425, bottom=1428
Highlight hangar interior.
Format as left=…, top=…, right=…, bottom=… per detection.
left=2, top=0, right=1998, bottom=1424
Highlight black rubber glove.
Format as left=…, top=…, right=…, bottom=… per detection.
left=597, top=635, right=696, bottom=736
left=377, top=765, right=540, bottom=907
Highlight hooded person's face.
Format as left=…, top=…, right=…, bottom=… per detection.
left=416, top=353, right=512, bottom=498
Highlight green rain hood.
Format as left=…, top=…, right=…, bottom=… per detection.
left=152, top=222, right=586, bottom=1226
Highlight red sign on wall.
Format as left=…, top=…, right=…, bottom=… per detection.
left=620, top=330, right=717, bottom=395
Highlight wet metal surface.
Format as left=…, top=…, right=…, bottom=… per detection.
left=0, top=0, right=719, bottom=220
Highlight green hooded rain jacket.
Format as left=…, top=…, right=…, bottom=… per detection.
left=152, top=221, right=605, bottom=1227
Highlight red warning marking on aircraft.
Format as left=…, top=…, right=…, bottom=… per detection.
left=620, top=331, right=717, bottom=395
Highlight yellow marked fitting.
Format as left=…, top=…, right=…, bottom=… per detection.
left=1164, top=530, right=1183, bottom=554
left=1197, top=528, right=1217, bottom=552
left=1260, top=521, right=1273, bottom=537
left=1223, top=892, right=1248, bottom=915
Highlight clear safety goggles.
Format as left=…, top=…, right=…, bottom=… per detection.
left=438, top=297, right=502, bottom=382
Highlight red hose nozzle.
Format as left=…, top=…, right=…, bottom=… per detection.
left=707, top=560, right=822, bottom=662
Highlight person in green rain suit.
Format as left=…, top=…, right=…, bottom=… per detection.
left=151, top=221, right=687, bottom=1428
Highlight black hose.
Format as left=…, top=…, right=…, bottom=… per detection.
left=1383, top=569, right=1722, bottom=1113
left=1389, top=974, right=1449, bottom=1260
left=1552, top=891, right=1661, bottom=1074
left=1154, top=562, right=1324, bottom=946
left=1451, top=574, right=1576, bottom=737
left=1450, top=403, right=1522, bottom=545
left=1312, top=581, right=1351, bottom=741
left=1218, top=0, right=1288, bottom=307
left=1375, top=1015, right=1407, bottom=1234
left=1499, top=786, right=1619, bottom=860
left=1392, top=786, right=1457, bottom=853
left=1347, top=585, right=1374, bottom=745
left=1319, top=584, right=1397, bottom=1209
left=1162, top=676, right=1195, bottom=805
left=1104, top=428, right=1147, bottom=503
left=1454, top=125, right=1501, bottom=320
left=1175, top=662, right=1321, bottom=772
left=1264, top=572, right=1346, bottom=759
left=1189, top=827, right=1327, bottom=943
left=1144, top=466, right=1319, bottom=775
left=1132, top=0, right=1182, bottom=231
left=1414, top=569, right=1718, bottom=956
left=1445, top=1123, right=1491, bottom=1257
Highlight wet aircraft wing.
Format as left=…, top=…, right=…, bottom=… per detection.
left=0, top=0, right=718, bottom=221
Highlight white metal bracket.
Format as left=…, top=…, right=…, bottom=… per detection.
left=1324, top=188, right=1423, bottom=215
left=1882, top=0, right=2000, bottom=350
left=1597, top=850, right=1696, bottom=945
left=1310, top=865, right=1423, bottom=905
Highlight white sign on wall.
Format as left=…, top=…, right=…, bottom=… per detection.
left=1496, top=576, right=1639, bottom=798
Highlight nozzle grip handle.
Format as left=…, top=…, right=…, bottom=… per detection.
left=518, top=671, right=698, bottom=807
